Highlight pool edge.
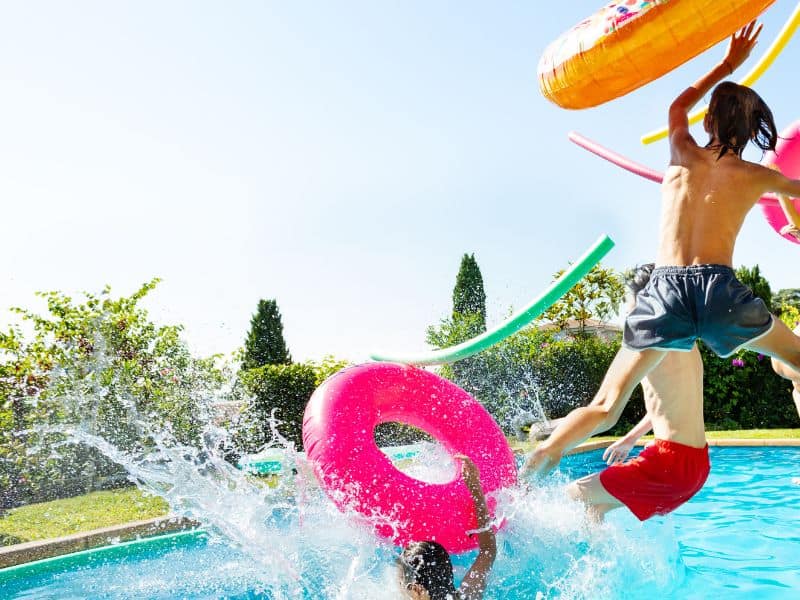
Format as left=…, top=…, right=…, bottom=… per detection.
left=0, top=516, right=198, bottom=570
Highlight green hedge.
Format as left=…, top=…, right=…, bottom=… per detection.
left=700, top=343, right=797, bottom=430
left=437, top=327, right=797, bottom=436
left=439, top=329, right=643, bottom=435
left=236, top=363, right=318, bottom=451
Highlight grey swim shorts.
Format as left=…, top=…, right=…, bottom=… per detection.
left=623, top=264, right=773, bottom=358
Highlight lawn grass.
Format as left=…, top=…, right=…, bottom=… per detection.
left=704, top=428, right=800, bottom=439
left=0, top=487, right=168, bottom=546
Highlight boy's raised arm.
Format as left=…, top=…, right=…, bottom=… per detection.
left=669, top=21, right=761, bottom=152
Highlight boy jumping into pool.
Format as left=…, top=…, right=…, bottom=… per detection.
left=525, top=20, right=800, bottom=477
left=567, top=264, right=708, bottom=521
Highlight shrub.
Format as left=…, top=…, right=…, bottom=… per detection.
left=237, top=363, right=317, bottom=451
left=430, top=327, right=643, bottom=436
left=701, top=343, right=796, bottom=430
left=0, top=281, right=226, bottom=508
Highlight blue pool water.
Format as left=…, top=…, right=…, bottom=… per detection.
left=561, top=446, right=800, bottom=598
left=2, top=446, right=799, bottom=599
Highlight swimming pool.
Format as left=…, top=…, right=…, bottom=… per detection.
left=561, top=445, right=800, bottom=598
left=2, top=446, right=799, bottom=599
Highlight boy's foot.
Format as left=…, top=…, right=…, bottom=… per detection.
left=779, top=224, right=800, bottom=242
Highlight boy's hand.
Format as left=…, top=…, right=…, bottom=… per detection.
left=602, top=438, right=635, bottom=465
left=780, top=224, right=800, bottom=242
left=723, top=20, right=762, bottom=72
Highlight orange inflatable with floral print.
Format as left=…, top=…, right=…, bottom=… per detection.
left=539, top=0, right=776, bottom=109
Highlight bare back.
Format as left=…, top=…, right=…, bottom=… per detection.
left=642, top=345, right=705, bottom=448
left=657, top=143, right=771, bottom=266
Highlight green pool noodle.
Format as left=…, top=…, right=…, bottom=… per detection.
left=370, top=234, right=615, bottom=366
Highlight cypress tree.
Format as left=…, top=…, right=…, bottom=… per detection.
left=242, top=299, right=291, bottom=369
left=453, top=254, right=487, bottom=326
left=451, top=253, right=487, bottom=342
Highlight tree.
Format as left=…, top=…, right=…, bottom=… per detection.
left=736, top=265, right=772, bottom=313
left=452, top=253, right=487, bottom=329
left=426, top=253, right=487, bottom=352
left=539, top=264, right=624, bottom=336
left=242, top=299, right=291, bottom=370
left=773, top=288, right=800, bottom=318
left=448, top=253, right=487, bottom=346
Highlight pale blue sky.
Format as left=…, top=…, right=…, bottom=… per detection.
left=1, top=2, right=799, bottom=362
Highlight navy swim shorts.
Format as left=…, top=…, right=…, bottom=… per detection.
left=623, top=264, right=773, bottom=357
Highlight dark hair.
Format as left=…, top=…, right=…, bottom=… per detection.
left=706, top=82, right=777, bottom=158
left=399, top=541, right=457, bottom=600
left=624, top=263, right=655, bottom=298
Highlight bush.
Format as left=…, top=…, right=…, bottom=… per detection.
left=0, top=281, right=227, bottom=509
left=701, top=344, right=797, bottom=430
left=438, top=324, right=798, bottom=436
left=237, top=363, right=318, bottom=451
left=430, top=327, right=643, bottom=436
left=230, top=357, right=439, bottom=452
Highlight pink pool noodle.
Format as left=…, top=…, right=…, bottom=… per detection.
left=568, top=125, right=800, bottom=244
left=568, top=132, right=664, bottom=184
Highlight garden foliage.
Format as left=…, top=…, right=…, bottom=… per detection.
left=427, top=262, right=799, bottom=438
left=0, top=280, right=227, bottom=508
left=233, top=356, right=350, bottom=452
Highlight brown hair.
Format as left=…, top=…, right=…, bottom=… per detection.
left=706, top=82, right=777, bottom=159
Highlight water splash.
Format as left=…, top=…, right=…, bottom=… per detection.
left=12, top=335, right=685, bottom=599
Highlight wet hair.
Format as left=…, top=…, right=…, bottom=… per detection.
left=399, top=541, right=457, bottom=600
left=706, top=82, right=777, bottom=159
left=624, top=263, right=655, bottom=298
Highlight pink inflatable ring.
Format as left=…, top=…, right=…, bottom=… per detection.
left=302, top=362, right=517, bottom=553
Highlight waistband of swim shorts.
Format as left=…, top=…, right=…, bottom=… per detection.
left=650, top=438, right=709, bottom=454
left=652, top=264, right=734, bottom=277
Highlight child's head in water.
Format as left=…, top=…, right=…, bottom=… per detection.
left=398, top=541, right=458, bottom=600
left=703, top=81, right=778, bottom=158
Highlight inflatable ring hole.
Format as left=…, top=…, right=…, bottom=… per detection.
left=374, top=421, right=458, bottom=485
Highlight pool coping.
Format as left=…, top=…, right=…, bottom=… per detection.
left=2, top=438, right=799, bottom=570
left=565, top=438, right=800, bottom=455
left=0, top=515, right=198, bottom=569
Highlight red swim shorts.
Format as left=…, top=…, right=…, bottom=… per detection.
left=599, top=439, right=710, bottom=521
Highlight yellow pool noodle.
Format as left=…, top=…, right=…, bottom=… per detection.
left=640, top=2, right=800, bottom=145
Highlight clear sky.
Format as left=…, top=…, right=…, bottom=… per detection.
left=1, top=1, right=799, bottom=363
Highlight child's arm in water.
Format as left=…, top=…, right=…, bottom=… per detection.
left=602, top=415, right=652, bottom=465
left=456, top=455, right=496, bottom=600
left=668, top=21, right=761, bottom=155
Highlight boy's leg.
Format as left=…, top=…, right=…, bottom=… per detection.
left=567, top=473, right=624, bottom=522
left=746, top=318, right=800, bottom=381
left=524, top=348, right=664, bottom=475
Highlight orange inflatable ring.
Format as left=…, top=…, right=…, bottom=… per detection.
left=539, top=0, right=776, bottom=110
